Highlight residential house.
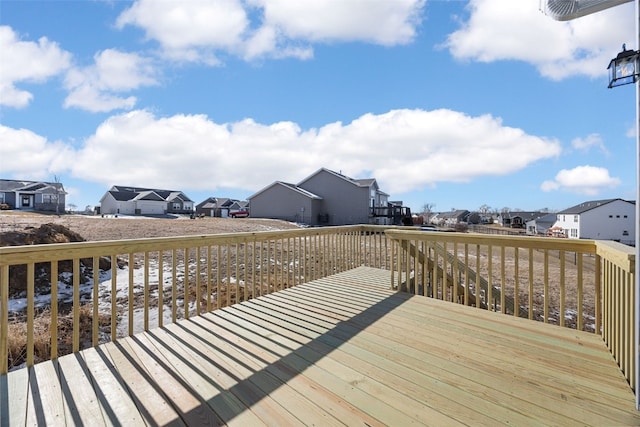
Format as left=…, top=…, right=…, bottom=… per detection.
left=0, top=179, right=66, bottom=212
left=195, top=197, right=233, bottom=217
left=248, top=168, right=395, bottom=226
left=99, top=186, right=194, bottom=216
left=525, top=213, right=557, bottom=236
left=433, top=210, right=470, bottom=228
left=553, top=198, right=636, bottom=245
left=497, top=211, right=546, bottom=229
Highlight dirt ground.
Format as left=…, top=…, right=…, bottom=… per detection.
left=0, top=210, right=301, bottom=241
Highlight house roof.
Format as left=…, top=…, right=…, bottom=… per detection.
left=248, top=181, right=323, bottom=201
left=558, top=198, right=634, bottom=214
left=297, top=168, right=379, bottom=190
left=437, top=210, right=470, bottom=220
left=503, top=211, right=547, bottom=222
left=0, top=179, right=65, bottom=193
left=109, top=185, right=193, bottom=203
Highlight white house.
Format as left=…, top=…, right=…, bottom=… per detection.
left=99, top=186, right=194, bottom=216
left=553, top=198, right=635, bottom=245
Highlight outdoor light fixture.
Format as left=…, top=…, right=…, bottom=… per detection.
left=608, top=44, right=640, bottom=88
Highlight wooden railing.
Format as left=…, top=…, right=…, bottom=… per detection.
left=0, top=226, right=390, bottom=374
left=0, top=225, right=636, bottom=391
left=385, top=229, right=636, bottom=389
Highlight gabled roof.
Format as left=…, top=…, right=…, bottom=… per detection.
left=438, top=210, right=470, bottom=220
left=0, top=179, right=65, bottom=193
left=109, top=185, right=193, bottom=203
left=249, top=181, right=323, bottom=201
left=297, top=168, right=378, bottom=190
left=503, top=211, right=547, bottom=222
left=558, top=198, right=634, bottom=215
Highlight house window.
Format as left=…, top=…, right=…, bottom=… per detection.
left=0, top=193, right=4, bottom=203
left=616, top=215, right=620, bottom=218
left=623, top=230, right=629, bottom=236
left=42, top=194, right=54, bottom=203
left=609, top=215, right=613, bottom=218
left=624, top=215, right=628, bottom=218
left=573, top=215, right=578, bottom=222
left=172, top=202, right=181, bottom=210
left=571, top=229, right=578, bottom=238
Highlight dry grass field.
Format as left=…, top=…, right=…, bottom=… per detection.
left=0, top=210, right=301, bottom=241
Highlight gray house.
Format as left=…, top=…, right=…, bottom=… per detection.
left=99, top=186, right=194, bottom=215
left=497, top=211, right=546, bottom=228
left=195, top=197, right=233, bottom=217
left=0, top=179, right=66, bottom=212
left=248, top=168, right=393, bottom=226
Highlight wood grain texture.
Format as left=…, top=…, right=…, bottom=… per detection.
left=1, top=266, right=639, bottom=426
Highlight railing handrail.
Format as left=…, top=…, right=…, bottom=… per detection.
left=386, top=229, right=599, bottom=252
left=0, top=225, right=378, bottom=266
left=595, top=239, right=636, bottom=273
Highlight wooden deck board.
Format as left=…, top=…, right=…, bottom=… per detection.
left=2, top=266, right=640, bottom=426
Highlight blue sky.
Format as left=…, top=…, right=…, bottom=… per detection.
left=0, top=0, right=637, bottom=214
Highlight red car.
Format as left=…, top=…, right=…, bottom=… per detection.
left=230, top=209, right=249, bottom=218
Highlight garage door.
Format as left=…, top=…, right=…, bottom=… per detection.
left=137, top=202, right=165, bottom=215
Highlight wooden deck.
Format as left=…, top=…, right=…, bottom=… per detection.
left=2, top=266, right=639, bottom=426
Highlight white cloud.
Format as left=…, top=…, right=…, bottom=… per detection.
left=0, top=26, right=71, bottom=108
left=541, top=165, right=620, bottom=195
left=63, top=49, right=158, bottom=113
left=444, top=0, right=634, bottom=80
left=253, top=0, right=424, bottom=45
left=67, top=108, right=560, bottom=194
left=571, top=133, right=608, bottom=155
left=115, top=0, right=425, bottom=62
left=0, top=125, right=75, bottom=178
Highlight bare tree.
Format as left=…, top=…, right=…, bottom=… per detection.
left=52, top=175, right=65, bottom=215
left=421, top=203, right=435, bottom=223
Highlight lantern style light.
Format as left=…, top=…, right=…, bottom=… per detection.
left=607, top=44, right=640, bottom=88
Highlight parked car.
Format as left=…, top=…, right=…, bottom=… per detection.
left=230, top=209, right=249, bottom=218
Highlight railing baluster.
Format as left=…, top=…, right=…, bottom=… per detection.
left=500, top=246, right=506, bottom=314
left=559, top=250, right=565, bottom=328
left=128, top=253, right=134, bottom=336
left=513, top=248, right=519, bottom=318
left=144, top=251, right=150, bottom=331
left=216, top=246, right=222, bottom=310
left=0, top=265, right=7, bottom=374
left=196, top=246, right=202, bottom=315
left=595, top=254, right=601, bottom=333
left=51, top=261, right=58, bottom=359
left=158, top=250, right=164, bottom=327
left=73, top=258, right=80, bottom=352
left=577, top=253, right=583, bottom=330
left=93, top=257, right=99, bottom=346
left=487, top=245, right=493, bottom=311
left=528, top=248, right=534, bottom=320
left=111, top=254, right=117, bottom=341
left=226, top=244, right=231, bottom=306
left=184, top=247, right=190, bottom=320
left=27, top=262, right=34, bottom=366
left=544, top=250, right=550, bottom=324
left=172, top=249, right=177, bottom=323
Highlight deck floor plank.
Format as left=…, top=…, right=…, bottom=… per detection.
left=249, top=292, right=575, bottom=426
left=27, top=361, right=65, bottom=426
left=81, top=346, right=146, bottom=426
left=57, top=353, right=106, bottom=426
left=103, top=340, right=185, bottom=426
left=2, top=266, right=640, bottom=426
